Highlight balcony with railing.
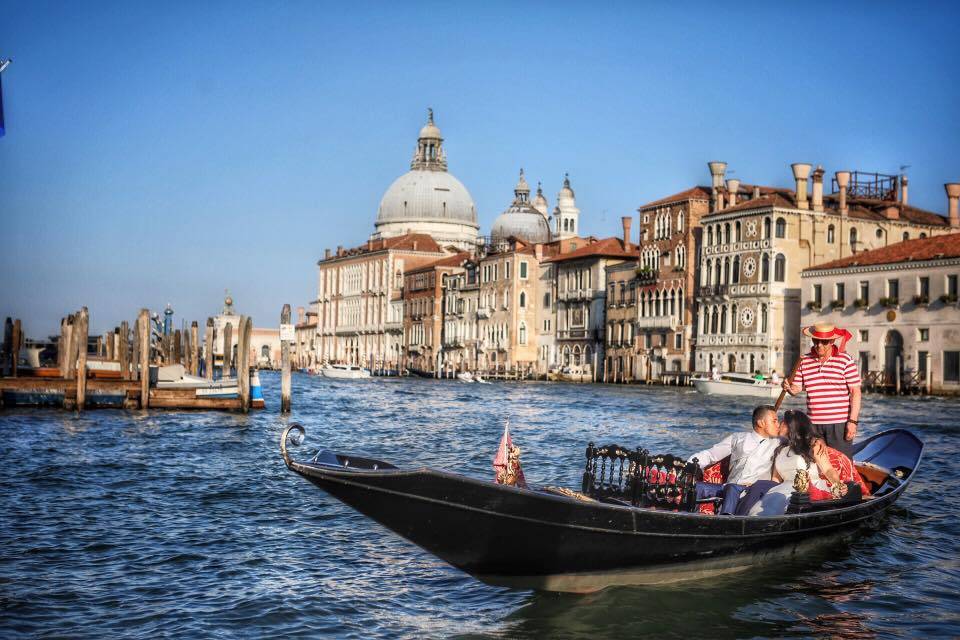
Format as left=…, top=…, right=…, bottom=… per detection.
left=559, top=288, right=595, bottom=302
left=635, top=315, right=679, bottom=330
left=696, top=284, right=730, bottom=299
left=557, top=328, right=588, bottom=340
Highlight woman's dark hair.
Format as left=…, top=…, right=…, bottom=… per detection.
left=772, top=410, right=817, bottom=475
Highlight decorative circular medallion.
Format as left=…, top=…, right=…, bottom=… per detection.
left=746, top=220, right=758, bottom=237
left=740, top=307, right=755, bottom=327
left=886, top=309, right=897, bottom=322
left=743, top=257, right=757, bottom=278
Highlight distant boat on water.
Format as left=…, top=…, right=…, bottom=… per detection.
left=318, top=364, right=371, bottom=380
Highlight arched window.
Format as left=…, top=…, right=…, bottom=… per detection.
left=711, top=307, right=719, bottom=334
left=775, top=217, right=786, bottom=238
left=723, top=257, right=730, bottom=284
left=735, top=221, right=742, bottom=242
left=902, top=232, right=909, bottom=241
left=677, top=210, right=684, bottom=233
left=519, top=322, right=527, bottom=345
left=705, top=259, right=712, bottom=285
left=707, top=226, right=714, bottom=246
left=764, top=217, right=771, bottom=239
left=774, top=254, right=786, bottom=282
left=920, top=232, right=927, bottom=239
left=519, top=291, right=526, bottom=308
left=724, top=223, right=731, bottom=245
left=761, top=304, right=768, bottom=333
left=732, top=256, right=740, bottom=284
left=570, top=220, right=575, bottom=234
left=714, top=260, right=721, bottom=285
left=849, top=227, right=858, bottom=250
left=720, top=305, right=728, bottom=333
left=827, top=224, right=835, bottom=243
left=762, top=253, right=770, bottom=281
left=731, top=303, right=738, bottom=331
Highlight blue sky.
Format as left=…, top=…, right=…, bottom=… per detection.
left=1, top=1, right=959, bottom=336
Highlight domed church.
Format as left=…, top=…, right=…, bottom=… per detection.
left=371, top=110, right=480, bottom=251
left=490, top=169, right=552, bottom=245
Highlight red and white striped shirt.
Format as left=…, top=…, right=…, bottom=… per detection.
left=794, top=348, right=861, bottom=424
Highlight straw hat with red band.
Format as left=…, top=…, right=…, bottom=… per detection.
left=802, top=323, right=853, bottom=353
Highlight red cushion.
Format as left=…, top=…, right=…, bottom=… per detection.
left=698, top=457, right=730, bottom=514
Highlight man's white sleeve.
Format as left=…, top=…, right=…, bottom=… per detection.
left=689, top=434, right=734, bottom=467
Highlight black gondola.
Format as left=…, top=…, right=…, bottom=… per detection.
left=280, top=426, right=922, bottom=593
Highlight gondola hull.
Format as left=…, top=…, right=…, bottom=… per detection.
left=281, top=429, right=922, bottom=592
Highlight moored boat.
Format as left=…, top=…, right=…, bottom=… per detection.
left=692, top=372, right=781, bottom=398
left=280, top=426, right=922, bottom=593
left=318, top=363, right=371, bottom=379
left=457, top=372, right=475, bottom=383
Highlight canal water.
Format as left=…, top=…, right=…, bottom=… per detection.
left=1, top=373, right=957, bottom=638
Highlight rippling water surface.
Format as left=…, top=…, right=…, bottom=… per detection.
left=1, top=373, right=958, bottom=638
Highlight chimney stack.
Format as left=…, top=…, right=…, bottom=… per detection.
left=324, top=248, right=331, bottom=260
left=336, top=245, right=344, bottom=257
left=900, top=174, right=909, bottom=206
left=836, top=171, right=851, bottom=217
left=297, top=306, right=305, bottom=323
left=726, top=179, right=740, bottom=207
left=946, top=183, right=960, bottom=228
left=621, top=216, right=633, bottom=246
left=753, top=186, right=761, bottom=200
left=708, top=161, right=727, bottom=211
left=811, top=165, right=824, bottom=212
left=535, top=244, right=543, bottom=261
left=791, top=163, right=813, bottom=210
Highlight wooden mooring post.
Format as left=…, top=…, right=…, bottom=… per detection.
left=281, top=304, right=291, bottom=413
left=204, top=318, right=214, bottom=380
left=237, top=315, right=251, bottom=413
left=119, top=321, right=130, bottom=380
left=11, top=318, right=22, bottom=378
left=138, top=309, right=150, bottom=410
left=76, top=308, right=89, bottom=410
left=190, top=321, right=199, bottom=376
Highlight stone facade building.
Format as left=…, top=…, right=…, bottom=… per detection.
left=547, top=233, right=638, bottom=379
left=695, top=163, right=957, bottom=377
left=292, top=306, right=318, bottom=371
left=317, top=233, right=444, bottom=368
left=401, top=252, right=471, bottom=374
left=801, top=232, right=960, bottom=395
left=636, top=186, right=712, bottom=376
left=441, top=261, right=480, bottom=371
left=604, top=256, right=639, bottom=382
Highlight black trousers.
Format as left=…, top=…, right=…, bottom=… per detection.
left=813, top=422, right=854, bottom=459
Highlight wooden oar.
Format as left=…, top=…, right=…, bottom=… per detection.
left=774, top=356, right=804, bottom=411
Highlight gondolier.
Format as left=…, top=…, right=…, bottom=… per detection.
left=782, top=323, right=861, bottom=458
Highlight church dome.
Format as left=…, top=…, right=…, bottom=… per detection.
left=491, top=169, right=552, bottom=244
left=377, top=170, right=477, bottom=225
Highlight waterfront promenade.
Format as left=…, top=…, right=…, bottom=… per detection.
left=1, top=373, right=956, bottom=638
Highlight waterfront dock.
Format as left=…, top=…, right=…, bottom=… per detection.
left=0, top=307, right=263, bottom=412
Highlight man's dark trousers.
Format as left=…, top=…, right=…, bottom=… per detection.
left=695, top=482, right=747, bottom=515
left=813, top=422, right=853, bottom=458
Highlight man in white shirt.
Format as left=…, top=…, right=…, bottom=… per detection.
left=689, top=405, right=781, bottom=515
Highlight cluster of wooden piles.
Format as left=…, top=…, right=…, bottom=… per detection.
left=0, top=308, right=260, bottom=412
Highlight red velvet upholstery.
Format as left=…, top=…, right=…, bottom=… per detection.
left=698, top=456, right=730, bottom=514
left=808, top=447, right=871, bottom=500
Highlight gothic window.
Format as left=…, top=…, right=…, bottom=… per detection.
left=676, top=209, right=684, bottom=233
left=714, top=260, right=721, bottom=285
left=764, top=217, right=771, bottom=239
left=735, top=221, right=742, bottom=242
left=849, top=227, right=858, bottom=250
left=519, top=322, right=527, bottom=345
left=724, top=223, right=731, bottom=245
left=705, top=259, right=712, bottom=285
left=774, top=254, right=786, bottom=282
left=762, top=253, right=770, bottom=281
left=519, top=291, right=526, bottom=308
left=723, top=257, right=730, bottom=284
left=732, top=256, right=740, bottom=284
left=827, top=224, right=835, bottom=243
left=707, top=227, right=713, bottom=246
left=570, top=220, right=575, bottom=234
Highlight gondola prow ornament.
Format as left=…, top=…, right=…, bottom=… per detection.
left=493, top=420, right=527, bottom=488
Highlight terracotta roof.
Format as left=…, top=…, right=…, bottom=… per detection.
left=544, top=237, right=639, bottom=263
left=803, top=232, right=960, bottom=271
left=703, top=188, right=949, bottom=227
left=640, top=186, right=712, bottom=209
left=319, top=233, right=442, bottom=263
left=407, top=251, right=472, bottom=273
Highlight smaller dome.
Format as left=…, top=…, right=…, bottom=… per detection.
left=491, top=170, right=551, bottom=244
left=559, top=172, right=575, bottom=198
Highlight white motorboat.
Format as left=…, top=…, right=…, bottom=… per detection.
left=692, top=372, right=781, bottom=398
left=318, top=363, right=371, bottom=380
left=475, top=375, right=491, bottom=385
left=457, top=372, right=475, bottom=383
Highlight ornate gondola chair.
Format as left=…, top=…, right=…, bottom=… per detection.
left=786, top=468, right=862, bottom=514
left=696, top=456, right=731, bottom=515
left=580, top=443, right=700, bottom=512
